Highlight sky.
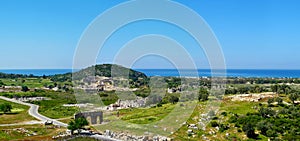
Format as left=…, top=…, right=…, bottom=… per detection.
left=0, top=0, right=300, bottom=69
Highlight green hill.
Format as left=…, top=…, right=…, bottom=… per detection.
left=50, top=64, right=148, bottom=87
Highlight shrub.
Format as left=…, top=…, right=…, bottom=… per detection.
left=219, top=124, right=229, bottom=132
left=0, top=103, right=12, bottom=113
left=21, top=85, right=29, bottom=92
left=221, top=112, right=227, bottom=116
left=242, top=123, right=256, bottom=139
left=210, top=121, right=219, bottom=127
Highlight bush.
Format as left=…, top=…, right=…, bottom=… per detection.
left=198, top=88, right=209, bottom=101
left=229, top=115, right=238, bottom=123
left=266, top=129, right=278, bottom=138
left=221, top=112, right=227, bottom=116
left=156, top=103, right=162, bottom=107
left=275, top=97, right=283, bottom=105
left=212, top=116, right=219, bottom=120
left=210, top=121, right=219, bottom=127
left=242, top=123, right=256, bottom=139
left=0, top=81, right=4, bottom=87
left=268, top=98, right=274, bottom=106
left=99, top=93, right=108, bottom=97
left=219, top=123, right=229, bottom=132
left=21, top=86, right=29, bottom=92
left=256, top=121, right=272, bottom=136
left=0, top=103, right=12, bottom=113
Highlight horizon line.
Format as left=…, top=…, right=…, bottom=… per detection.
left=1, top=68, right=300, bottom=70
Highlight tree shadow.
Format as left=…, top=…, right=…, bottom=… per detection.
left=0, top=112, right=19, bottom=115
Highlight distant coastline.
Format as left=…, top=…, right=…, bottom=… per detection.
left=1, top=69, right=300, bottom=78
left=0, top=69, right=73, bottom=76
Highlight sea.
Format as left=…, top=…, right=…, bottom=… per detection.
left=1, top=69, right=300, bottom=78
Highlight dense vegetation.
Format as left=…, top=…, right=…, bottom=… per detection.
left=226, top=77, right=300, bottom=84
left=228, top=102, right=300, bottom=140
left=0, top=72, right=38, bottom=79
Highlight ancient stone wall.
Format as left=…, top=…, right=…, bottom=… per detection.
left=74, top=111, right=103, bottom=125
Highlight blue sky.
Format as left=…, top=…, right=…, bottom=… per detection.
left=0, top=0, right=300, bottom=69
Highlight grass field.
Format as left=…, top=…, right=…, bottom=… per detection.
left=0, top=99, right=36, bottom=124
left=33, top=91, right=79, bottom=119
left=0, top=78, right=72, bottom=89
left=119, top=104, right=175, bottom=124
left=0, top=91, right=79, bottom=119
left=95, top=102, right=198, bottom=136
left=220, top=100, right=257, bottom=115
left=94, top=99, right=269, bottom=141
left=36, top=100, right=79, bottom=119
left=57, top=117, right=74, bottom=124
left=0, top=78, right=52, bottom=88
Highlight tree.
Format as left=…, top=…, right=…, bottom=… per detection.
left=0, top=81, right=4, bottom=87
left=67, top=117, right=89, bottom=135
left=219, top=123, right=229, bottom=132
left=0, top=103, right=12, bottom=113
left=54, top=82, right=58, bottom=87
left=242, top=123, right=256, bottom=138
left=21, top=86, right=29, bottom=92
left=259, top=107, right=275, bottom=118
left=275, top=97, right=283, bottom=105
left=267, top=98, right=274, bottom=106
left=271, top=85, right=279, bottom=94
left=266, top=129, right=278, bottom=139
left=237, top=86, right=250, bottom=94
left=210, top=121, right=219, bottom=127
left=289, top=93, right=299, bottom=104
left=256, top=121, right=271, bottom=136
left=198, top=88, right=209, bottom=101
left=67, top=120, right=77, bottom=135
left=280, top=84, right=291, bottom=95
left=76, top=117, right=89, bottom=128
left=169, top=95, right=179, bottom=104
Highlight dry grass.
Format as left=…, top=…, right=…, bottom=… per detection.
left=0, top=124, right=65, bottom=141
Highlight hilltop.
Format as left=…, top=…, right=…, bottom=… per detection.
left=49, top=64, right=148, bottom=87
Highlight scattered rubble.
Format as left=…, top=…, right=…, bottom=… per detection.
left=227, top=92, right=276, bottom=102
left=14, top=97, right=50, bottom=102
left=102, top=130, right=172, bottom=141
left=2, top=128, right=38, bottom=137
left=103, top=97, right=148, bottom=111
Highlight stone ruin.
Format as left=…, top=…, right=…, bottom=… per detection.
left=105, top=98, right=147, bottom=111
left=74, top=111, right=103, bottom=125
left=227, top=92, right=276, bottom=102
